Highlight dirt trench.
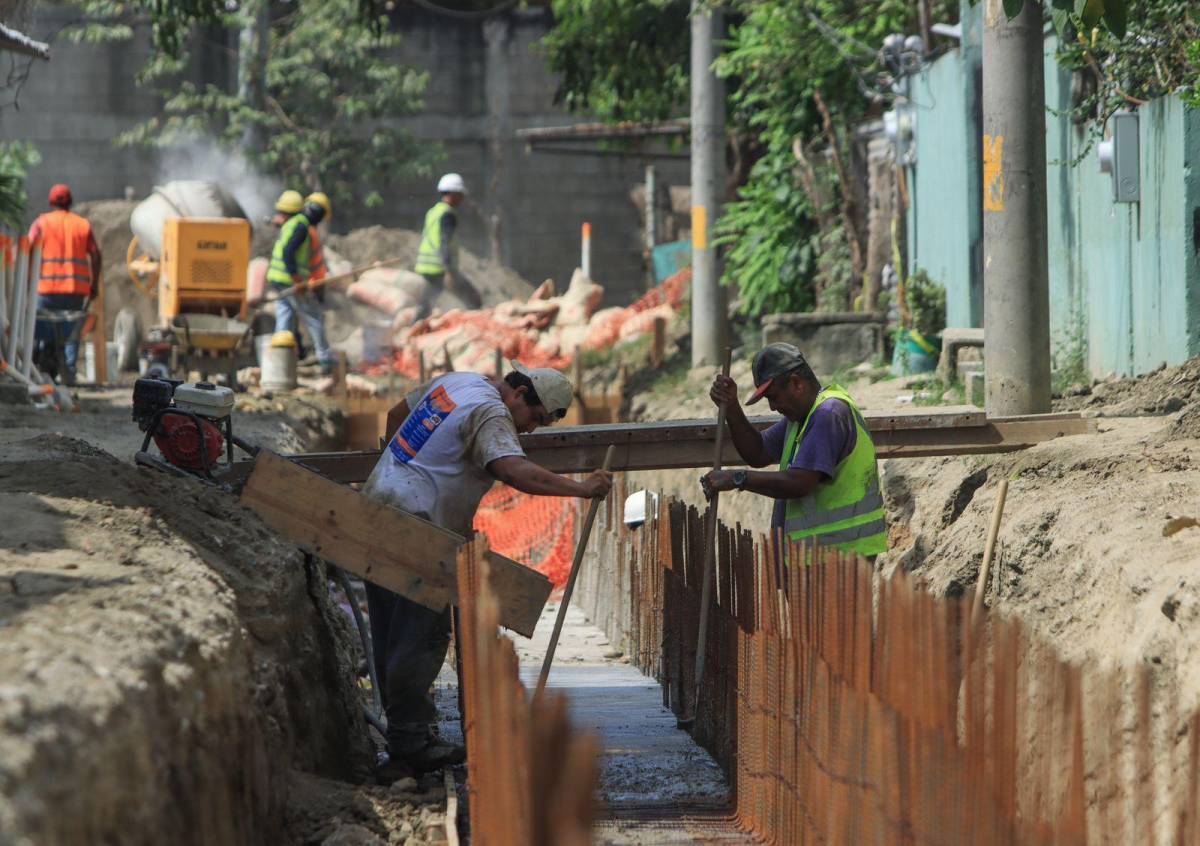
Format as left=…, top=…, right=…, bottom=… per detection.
left=0, top=434, right=373, bottom=845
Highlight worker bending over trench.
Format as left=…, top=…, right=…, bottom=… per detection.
left=364, top=363, right=612, bottom=778
left=701, top=343, right=888, bottom=557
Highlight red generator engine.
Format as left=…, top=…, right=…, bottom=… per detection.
left=132, top=378, right=236, bottom=475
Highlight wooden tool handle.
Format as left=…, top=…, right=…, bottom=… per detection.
left=689, top=347, right=734, bottom=719
left=536, top=444, right=618, bottom=696
left=259, top=256, right=409, bottom=304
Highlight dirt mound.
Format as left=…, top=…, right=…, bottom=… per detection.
left=0, top=434, right=371, bottom=844
left=73, top=199, right=158, bottom=341
left=879, top=414, right=1200, bottom=712
left=1056, top=356, right=1200, bottom=418
left=326, top=225, right=534, bottom=306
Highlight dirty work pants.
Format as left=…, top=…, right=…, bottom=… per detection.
left=271, top=285, right=332, bottom=365
left=364, top=582, right=452, bottom=755
left=418, top=273, right=443, bottom=320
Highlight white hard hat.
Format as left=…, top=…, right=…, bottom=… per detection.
left=509, top=360, right=573, bottom=418
left=437, top=173, right=467, bottom=194
left=623, top=490, right=658, bottom=527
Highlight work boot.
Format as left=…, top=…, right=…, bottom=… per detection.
left=374, top=755, right=417, bottom=785
left=391, top=738, right=466, bottom=773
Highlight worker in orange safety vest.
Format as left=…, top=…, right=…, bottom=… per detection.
left=28, top=184, right=101, bottom=382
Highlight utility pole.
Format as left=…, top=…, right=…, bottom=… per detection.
left=690, top=1, right=726, bottom=367
left=982, top=0, right=1051, bottom=414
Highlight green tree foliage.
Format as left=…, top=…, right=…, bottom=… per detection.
left=714, top=1, right=936, bottom=315
left=66, top=0, right=227, bottom=55
left=993, top=0, right=1129, bottom=37
left=541, top=0, right=690, bottom=121
left=0, top=142, right=41, bottom=232
left=68, top=0, right=435, bottom=209
left=1052, top=0, right=1198, bottom=120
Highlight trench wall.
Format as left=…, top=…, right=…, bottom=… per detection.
left=0, top=436, right=369, bottom=845
left=572, top=486, right=1200, bottom=843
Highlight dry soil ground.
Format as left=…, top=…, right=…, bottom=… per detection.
left=0, top=391, right=454, bottom=845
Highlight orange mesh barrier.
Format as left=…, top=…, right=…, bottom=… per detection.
left=473, top=487, right=576, bottom=588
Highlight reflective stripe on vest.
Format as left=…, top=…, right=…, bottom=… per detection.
left=267, top=213, right=313, bottom=286
left=414, top=201, right=451, bottom=276
left=308, top=226, right=327, bottom=281
left=780, top=385, right=888, bottom=557
left=36, top=210, right=93, bottom=296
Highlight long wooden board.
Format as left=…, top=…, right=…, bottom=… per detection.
left=240, top=450, right=551, bottom=637
left=220, top=410, right=1093, bottom=484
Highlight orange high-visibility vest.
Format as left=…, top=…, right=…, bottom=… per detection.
left=308, top=225, right=327, bottom=281
left=35, top=209, right=94, bottom=296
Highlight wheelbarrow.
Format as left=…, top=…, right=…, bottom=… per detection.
left=34, top=308, right=91, bottom=386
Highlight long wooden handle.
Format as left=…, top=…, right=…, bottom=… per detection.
left=691, top=348, right=734, bottom=712
left=972, top=478, right=1009, bottom=622
left=259, top=256, right=409, bottom=304
left=536, top=444, right=617, bottom=696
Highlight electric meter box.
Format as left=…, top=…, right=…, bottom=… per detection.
left=1110, top=112, right=1140, bottom=203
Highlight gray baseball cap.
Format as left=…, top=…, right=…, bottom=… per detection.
left=746, top=343, right=810, bottom=405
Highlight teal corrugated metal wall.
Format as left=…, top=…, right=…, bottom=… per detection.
left=907, top=22, right=1200, bottom=377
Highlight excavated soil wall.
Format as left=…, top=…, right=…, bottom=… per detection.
left=0, top=435, right=371, bottom=845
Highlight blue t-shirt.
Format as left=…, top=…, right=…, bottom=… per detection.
left=760, top=399, right=858, bottom=530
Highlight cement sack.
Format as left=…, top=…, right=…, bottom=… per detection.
left=347, top=278, right=419, bottom=316
left=618, top=304, right=675, bottom=342
left=554, top=268, right=604, bottom=326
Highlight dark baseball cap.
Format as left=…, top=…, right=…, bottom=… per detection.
left=746, top=343, right=810, bottom=405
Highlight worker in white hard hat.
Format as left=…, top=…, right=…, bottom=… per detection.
left=413, top=173, right=480, bottom=314
left=362, top=361, right=612, bottom=780
left=623, top=489, right=659, bottom=530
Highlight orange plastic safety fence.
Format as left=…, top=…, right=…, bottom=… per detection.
left=473, top=487, right=577, bottom=588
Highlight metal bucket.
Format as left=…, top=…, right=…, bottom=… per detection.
left=260, top=342, right=297, bottom=392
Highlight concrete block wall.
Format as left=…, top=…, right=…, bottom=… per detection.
left=2, top=4, right=687, bottom=305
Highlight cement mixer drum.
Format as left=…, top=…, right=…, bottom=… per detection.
left=129, top=180, right=246, bottom=260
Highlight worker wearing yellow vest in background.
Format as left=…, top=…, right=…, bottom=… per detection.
left=28, top=184, right=102, bottom=383
left=701, top=343, right=888, bottom=559
left=414, top=173, right=480, bottom=314
left=267, top=198, right=333, bottom=373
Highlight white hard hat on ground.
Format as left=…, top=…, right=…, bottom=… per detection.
left=437, top=173, right=467, bottom=194
left=509, top=360, right=573, bottom=418
left=624, top=490, right=659, bottom=527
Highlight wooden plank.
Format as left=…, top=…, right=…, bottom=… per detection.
left=240, top=450, right=551, bottom=637
left=217, top=411, right=1093, bottom=485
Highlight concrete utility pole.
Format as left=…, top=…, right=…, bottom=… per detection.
left=982, top=0, right=1051, bottom=414
left=690, top=1, right=727, bottom=367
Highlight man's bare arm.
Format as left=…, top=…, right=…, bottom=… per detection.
left=488, top=455, right=612, bottom=499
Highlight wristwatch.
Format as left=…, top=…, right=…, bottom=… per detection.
left=731, top=470, right=748, bottom=491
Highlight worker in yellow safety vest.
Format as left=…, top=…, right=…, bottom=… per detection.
left=267, top=198, right=333, bottom=373
left=28, top=184, right=102, bottom=383
left=701, top=343, right=888, bottom=559
left=414, top=173, right=479, bottom=314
